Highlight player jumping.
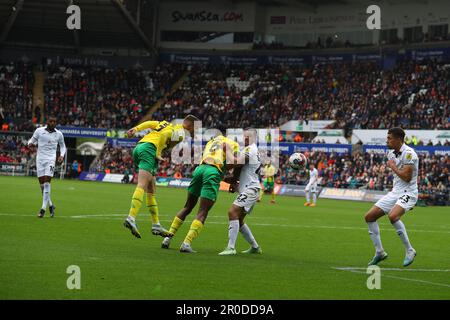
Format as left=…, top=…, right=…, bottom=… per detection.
left=304, top=163, right=319, bottom=207
left=258, top=160, right=277, bottom=203
left=364, top=127, right=418, bottom=267
left=161, top=133, right=239, bottom=253
left=123, top=115, right=197, bottom=239
left=219, top=128, right=262, bottom=256
left=28, top=116, right=66, bottom=218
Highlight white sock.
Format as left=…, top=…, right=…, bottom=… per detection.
left=306, top=191, right=310, bottom=202
left=227, top=220, right=240, bottom=249
left=42, top=182, right=50, bottom=210
left=367, top=222, right=384, bottom=254
left=392, top=220, right=413, bottom=251
left=47, top=183, right=53, bottom=207
left=312, top=192, right=317, bottom=204
left=240, top=224, right=258, bottom=249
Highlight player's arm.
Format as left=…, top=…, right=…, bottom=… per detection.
left=57, top=133, right=66, bottom=164
left=126, top=121, right=159, bottom=137
left=28, top=129, right=38, bottom=146
left=386, top=161, right=414, bottom=183
left=224, top=142, right=239, bottom=170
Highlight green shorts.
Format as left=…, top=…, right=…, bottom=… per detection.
left=263, top=180, right=274, bottom=191
left=132, top=142, right=158, bottom=175
left=188, top=164, right=222, bottom=202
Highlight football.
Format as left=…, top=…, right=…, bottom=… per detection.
left=289, top=152, right=307, bottom=170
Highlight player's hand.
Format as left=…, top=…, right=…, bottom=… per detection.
left=126, top=128, right=136, bottom=138
left=57, top=156, right=64, bottom=164
left=156, top=155, right=166, bottom=162
left=386, top=159, right=397, bottom=170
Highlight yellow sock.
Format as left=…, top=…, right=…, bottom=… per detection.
left=259, top=189, right=263, bottom=200
left=184, top=219, right=203, bottom=245
left=271, top=190, right=275, bottom=201
left=128, top=187, right=144, bottom=219
left=146, top=193, right=159, bottom=224
left=169, top=216, right=184, bottom=235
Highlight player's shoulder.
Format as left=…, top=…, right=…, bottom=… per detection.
left=55, top=128, right=64, bottom=135
left=402, top=145, right=418, bottom=158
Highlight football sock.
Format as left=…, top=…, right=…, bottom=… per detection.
left=259, top=189, right=263, bottom=200
left=312, top=192, right=317, bottom=204
left=227, top=220, right=240, bottom=249
left=47, top=183, right=53, bottom=207
left=169, top=216, right=184, bottom=235
left=392, top=220, right=413, bottom=251
left=184, top=219, right=203, bottom=245
left=306, top=191, right=310, bottom=202
left=240, top=224, right=259, bottom=248
left=42, top=182, right=51, bottom=210
left=367, top=221, right=384, bottom=254
left=128, top=187, right=144, bottom=219
left=271, top=190, right=275, bottom=201
left=146, top=193, right=159, bottom=224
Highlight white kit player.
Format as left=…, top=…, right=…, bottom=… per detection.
left=219, top=128, right=262, bottom=256
left=304, top=163, right=319, bottom=207
left=28, top=116, right=66, bottom=218
left=364, top=127, right=418, bottom=267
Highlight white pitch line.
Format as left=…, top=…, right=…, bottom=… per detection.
left=1, top=213, right=450, bottom=234
left=333, top=267, right=450, bottom=272
left=333, top=267, right=450, bottom=288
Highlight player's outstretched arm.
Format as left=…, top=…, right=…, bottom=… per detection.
left=127, top=121, right=160, bottom=137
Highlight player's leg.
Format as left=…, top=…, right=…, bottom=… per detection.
left=310, top=185, right=317, bottom=207
left=388, top=204, right=416, bottom=267
left=240, top=214, right=261, bottom=254
left=218, top=204, right=242, bottom=255
left=364, top=204, right=389, bottom=265
left=44, top=170, right=56, bottom=218
left=269, top=182, right=276, bottom=203
left=180, top=165, right=220, bottom=253
left=162, top=192, right=198, bottom=249
left=37, top=174, right=46, bottom=218
left=180, top=197, right=215, bottom=253
left=304, top=184, right=311, bottom=206
left=124, top=169, right=151, bottom=238
left=146, top=176, right=172, bottom=237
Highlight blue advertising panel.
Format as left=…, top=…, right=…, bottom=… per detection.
left=363, top=145, right=450, bottom=156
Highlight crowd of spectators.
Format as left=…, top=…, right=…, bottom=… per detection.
left=44, top=63, right=185, bottom=129
left=0, top=135, right=33, bottom=165
left=0, top=62, right=35, bottom=132
left=153, top=60, right=450, bottom=133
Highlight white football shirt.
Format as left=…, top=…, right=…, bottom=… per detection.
left=28, top=126, right=66, bottom=162
left=238, top=143, right=261, bottom=193
left=309, top=168, right=318, bottom=185
left=387, top=144, right=418, bottom=193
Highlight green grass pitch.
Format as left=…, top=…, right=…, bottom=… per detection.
left=0, top=176, right=449, bottom=299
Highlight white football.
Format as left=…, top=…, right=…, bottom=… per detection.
left=289, top=152, right=307, bottom=170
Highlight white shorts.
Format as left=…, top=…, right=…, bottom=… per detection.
left=305, top=182, right=317, bottom=193
left=36, top=159, right=56, bottom=178
left=233, top=188, right=260, bottom=214
left=375, top=190, right=418, bottom=214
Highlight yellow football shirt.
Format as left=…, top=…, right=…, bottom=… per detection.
left=263, top=164, right=276, bottom=183
left=134, top=120, right=184, bottom=156
left=201, top=135, right=239, bottom=172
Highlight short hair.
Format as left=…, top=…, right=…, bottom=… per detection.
left=388, top=127, right=405, bottom=141
left=184, top=114, right=200, bottom=123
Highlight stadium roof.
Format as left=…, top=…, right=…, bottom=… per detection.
left=0, top=0, right=155, bottom=52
